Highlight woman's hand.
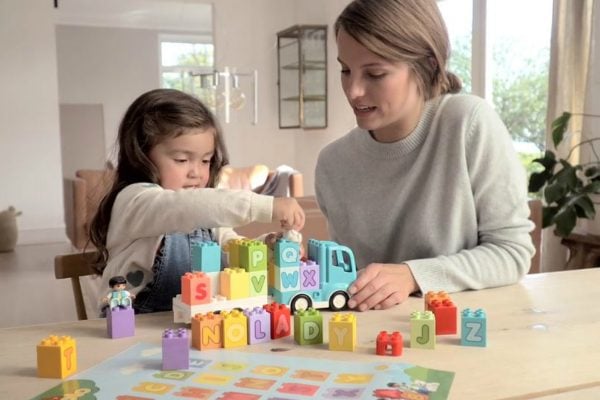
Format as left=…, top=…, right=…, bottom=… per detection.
left=272, top=197, right=305, bottom=231
left=347, top=263, right=418, bottom=311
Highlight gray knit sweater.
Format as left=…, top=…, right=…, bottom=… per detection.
left=315, top=94, right=535, bottom=294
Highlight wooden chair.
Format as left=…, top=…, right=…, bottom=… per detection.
left=528, top=199, right=542, bottom=274
left=54, top=251, right=99, bottom=320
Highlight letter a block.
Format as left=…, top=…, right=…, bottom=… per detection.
left=37, top=335, right=77, bottom=378
left=294, top=308, right=323, bottom=345
left=106, top=305, right=135, bottom=338
left=328, top=313, right=357, bottom=351
left=222, top=310, right=248, bottom=348
left=191, top=240, right=221, bottom=272
left=274, top=239, right=301, bottom=267
left=181, top=272, right=211, bottom=305
left=191, top=312, right=223, bottom=350
left=239, top=240, right=268, bottom=272
left=244, top=307, right=271, bottom=345
left=264, top=303, right=291, bottom=339
left=461, top=308, right=487, bottom=347
left=162, top=328, right=189, bottom=370
left=410, top=311, right=435, bottom=349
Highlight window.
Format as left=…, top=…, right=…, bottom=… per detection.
left=439, top=0, right=553, bottom=174
left=159, top=34, right=215, bottom=105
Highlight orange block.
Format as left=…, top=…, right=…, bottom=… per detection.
left=424, top=290, right=451, bottom=311
left=181, top=272, right=211, bottom=305
left=37, top=335, right=77, bottom=379
left=191, top=312, right=223, bottom=350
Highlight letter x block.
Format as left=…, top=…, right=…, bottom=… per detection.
left=461, top=308, right=487, bottom=347
left=264, top=302, right=291, bottom=339
left=106, top=305, right=135, bottom=338
left=162, top=328, right=189, bottom=370
left=299, top=260, right=320, bottom=291
left=376, top=331, right=403, bottom=356
left=328, top=313, right=356, bottom=351
left=37, top=335, right=77, bottom=378
left=410, top=311, right=436, bottom=349
left=294, top=308, right=323, bottom=345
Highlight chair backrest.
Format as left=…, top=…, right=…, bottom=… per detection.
left=54, top=252, right=99, bottom=320
left=528, top=199, right=542, bottom=273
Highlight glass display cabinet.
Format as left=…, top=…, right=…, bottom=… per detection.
left=277, top=25, right=327, bottom=129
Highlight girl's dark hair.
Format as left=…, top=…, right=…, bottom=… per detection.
left=108, top=275, right=127, bottom=287
left=335, top=0, right=462, bottom=100
left=89, top=89, right=229, bottom=272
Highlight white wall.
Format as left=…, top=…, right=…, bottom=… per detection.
left=0, top=0, right=65, bottom=244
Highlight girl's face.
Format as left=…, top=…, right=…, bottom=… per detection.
left=336, top=29, right=423, bottom=143
left=149, top=128, right=215, bottom=190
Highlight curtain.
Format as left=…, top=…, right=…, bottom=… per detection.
left=541, top=0, right=596, bottom=272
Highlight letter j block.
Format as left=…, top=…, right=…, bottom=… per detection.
left=37, top=335, right=77, bottom=378
left=461, top=308, right=487, bottom=347
left=410, top=311, right=435, bottom=349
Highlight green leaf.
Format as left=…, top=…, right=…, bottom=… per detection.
left=553, top=205, right=577, bottom=237
left=583, top=181, right=600, bottom=194
left=543, top=181, right=567, bottom=204
left=552, top=112, right=571, bottom=148
left=542, top=206, right=558, bottom=228
left=553, top=162, right=580, bottom=189
left=528, top=171, right=551, bottom=193
left=584, top=166, right=600, bottom=178
left=574, top=195, right=595, bottom=219
left=531, top=151, right=557, bottom=170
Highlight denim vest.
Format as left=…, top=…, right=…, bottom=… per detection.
left=134, top=228, right=213, bottom=313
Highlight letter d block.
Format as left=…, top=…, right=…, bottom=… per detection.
left=244, top=307, right=271, bottom=344
left=191, top=241, right=221, bottom=272
left=461, top=308, right=487, bottom=347
left=222, top=310, right=248, bottom=348
left=191, top=312, right=223, bottom=350
left=410, top=311, right=435, bottom=349
left=294, top=308, right=323, bottom=345
left=329, top=313, right=356, bottom=351
left=273, top=265, right=300, bottom=292
left=274, top=239, right=300, bottom=267
left=220, top=268, right=249, bottom=299
left=162, top=328, right=189, bottom=370
left=37, top=335, right=77, bottom=378
left=239, top=240, right=268, bottom=272
left=181, top=272, right=211, bottom=305
left=107, top=306, right=135, bottom=338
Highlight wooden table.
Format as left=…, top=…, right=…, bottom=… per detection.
left=1, top=269, right=599, bottom=400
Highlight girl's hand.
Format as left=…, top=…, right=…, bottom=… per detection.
left=272, top=197, right=305, bottom=231
left=347, top=263, right=419, bottom=311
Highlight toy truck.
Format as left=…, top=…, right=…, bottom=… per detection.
left=172, top=238, right=357, bottom=323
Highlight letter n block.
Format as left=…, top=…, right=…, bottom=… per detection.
left=239, top=240, right=268, bottom=272
left=191, top=240, right=221, bottom=272
left=430, top=298, right=457, bottom=335
left=181, top=272, right=211, bottom=305
left=328, top=313, right=356, bottom=351
left=249, top=270, right=268, bottom=297
left=461, top=308, right=487, bottom=347
left=191, top=312, right=223, bottom=350
left=244, top=307, right=271, bottom=344
left=220, top=268, right=250, bottom=300
left=37, top=335, right=77, bottom=378
left=162, top=328, right=189, bottom=370
left=273, top=265, right=300, bottom=292
left=410, top=311, right=435, bottom=349
left=106, top=305, right=135, bottom=338
left=299, top=260, right=320, bottom=290
left=274, top=239, right=301, bottom=267
left=221, top=310, right=248, bottom=348
left=264, top=303, right=291, bottom=339
left=294, top=308, right=323, bottom=345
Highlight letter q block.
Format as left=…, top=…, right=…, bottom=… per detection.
left=274, top=239, right=301, bottom=267
left=37, top=335, right=77, bottom=378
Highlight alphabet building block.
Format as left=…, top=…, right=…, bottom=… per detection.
left=299, top=260, right=320, bottom=291
left=461, top=308, right=487, bottom=347
left=220, top=268, right=250, bottom=300
left=430, top=298, right=457, bottom=335
left=106, top=305, right=135, bottom=338
left=328, top=313, right=357, bottom=351
left=191, top=312, right=223, bottom=350
left=273, top=265, right=300, bottom=292
left=274, top=239, right=301, bottom=267
left=376, top=331, right=403, bottom=356
left=239, top=240, right=268, bottom=272
left=37, top=335, right=77, bottom=378
left=410, top=311, right=435, bottom=349
left=244, top=307, right=271, bottom=345
left=181, top=272, right=211, bottom=305
left=222, top=309, right=248, bottom=348
left=162, top=328, right=189, bottom=370
left=191, top=240, right=221, bottom=272
left=294, top=308, right=323, bottom=345
left=264, top=303, right=291, bottom=339
left=249, top=271, right=268, bottom=297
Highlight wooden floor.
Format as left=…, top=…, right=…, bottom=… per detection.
left=0, top=241, right=79, bottom=328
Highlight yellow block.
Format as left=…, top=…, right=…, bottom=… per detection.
left=219, top=268, right=250, bottom=300
left=328, top=313, right=356, bottom=351
left=37, top=335, right=77, bottom=378
left=222, top=310, right=248, bottom=348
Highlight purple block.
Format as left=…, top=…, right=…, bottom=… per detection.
left=300, top=260, right=320, bottom=290
left=244, top=307, right=271, bottom=344
left=162, top=328, right=189, bottom=370
left=106, top=306, right=135, bottom=338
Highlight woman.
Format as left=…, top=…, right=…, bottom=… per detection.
left=315, top=0, right=534, bottom=311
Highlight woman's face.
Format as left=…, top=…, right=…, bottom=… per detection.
left=337, top=29, right=423, bottom=142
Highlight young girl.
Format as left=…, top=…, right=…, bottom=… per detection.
left=89, top=88, right=305, bottom=314
left=315, top=0, right=534, bottom=311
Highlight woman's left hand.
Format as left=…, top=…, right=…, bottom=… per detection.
left=347, top=263, right=418, bottom=311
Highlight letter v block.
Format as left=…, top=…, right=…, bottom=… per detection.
left=249, top=271, right=268, bottom=296
left=410, top=311, right=435, bottom=349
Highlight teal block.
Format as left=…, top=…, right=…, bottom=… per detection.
left=274, top=239, right=301, bottom=267
left=239, top=240, right=268, bottom=272
left=461, top=308, right=487, bottom=347
left=293, top=308, right=323, bottom=345
left=191, top=241, right=221, bottom=272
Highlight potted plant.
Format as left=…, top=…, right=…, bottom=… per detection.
left=528, top=112, right=600, bottom=237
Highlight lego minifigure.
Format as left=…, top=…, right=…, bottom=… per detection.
left=103, top=276, right=135, bottom=310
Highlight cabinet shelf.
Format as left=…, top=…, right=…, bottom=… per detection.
left=282, top=95, right=326, bottom=102
left=281, top=61, right=326, bottom=71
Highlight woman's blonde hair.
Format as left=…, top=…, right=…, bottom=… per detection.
left=335, top=0, right=462, bottom=100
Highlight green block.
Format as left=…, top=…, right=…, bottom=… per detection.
left=239, top=240, right=268, bottom=272
left=249, top=270, right=268, bottom=297
left=293, top=308, right=323, bottom=345
left=410, top=311, right=436, bottom=349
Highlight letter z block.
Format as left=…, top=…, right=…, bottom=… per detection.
left=220, top=268, right=250, bottom=300
left=191, top=240, right=221, bottom=272
left=294, top=308, right=323, bottom=345
left=106, top=305, right=135, bottom=338
left=221, top=310, right=248, bottom=348
left=461, top=308, right=487, bottom=347
left=329, top=313, right=357, bottom=351
left=410, top=311, right=435, bottom=349
left=181, top=272, right=211, bottom=305
left=191, top=312, right=223, bottom=350
left=37, top=335, right=77, bottom=378
left=274, top=239, right=301, bottom=267
left=244, top=307, right=271, bottom=344
left=162, top=328, right=189, bottom=370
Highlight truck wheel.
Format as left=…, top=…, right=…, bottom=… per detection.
left=291, top=294, right=312, bottom=313
left=329, top=291, right=349, bottom=311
